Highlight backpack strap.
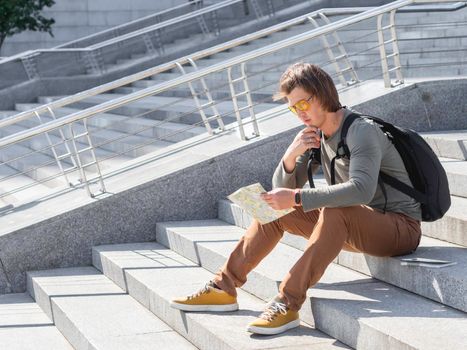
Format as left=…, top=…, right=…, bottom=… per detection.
left=331, top=112, right=389, bottom=212
left=330, top=113, right=360, bottom=185
left=379, top=172, right=427, bottom=204
left=307, top=147, right=321, bottom=188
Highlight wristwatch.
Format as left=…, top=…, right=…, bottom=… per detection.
left=294, top=189, right=301, bottom=206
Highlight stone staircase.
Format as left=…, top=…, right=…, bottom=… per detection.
left=1, top=127, right=466, bottom=349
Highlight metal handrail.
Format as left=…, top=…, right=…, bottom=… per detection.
left=86, top=0, right=246, bottom=50
left=0, top=7, right=374, bottom=129
left=2, top=1, right=465, bottom=130
left=0, top=0, right=245, bottom=67
left=55, top=0, right=204, bottom=49
left=0, top=0, right=464, bottom=149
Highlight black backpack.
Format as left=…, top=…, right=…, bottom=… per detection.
left=307, top=112, right=451, bottom=222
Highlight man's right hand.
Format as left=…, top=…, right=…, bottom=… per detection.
left=282, top=127, right=321, bottom=173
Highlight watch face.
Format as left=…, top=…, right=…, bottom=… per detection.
left=295, top=192, right=300, bottom=205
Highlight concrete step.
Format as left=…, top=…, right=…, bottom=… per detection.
left=183, top=53, right=466, bottom=77
left=145, top=63, right=465, bottom=93
left=218, top=200, right=467, bottom=313
left=0, top=142, right=71, bottom=187
left=27, top=266, right=197, bottom=350
left=355, top=65, right=467, bottom=79
left=170, top=32, right=210, bottom=48
left=0, top=293, right=73, bottom=350
left=92, top=242, right=349, bottom=350
left=394, top=8, right=467, bottom=24
left=155, top=219, right=467, bottom=350
left=228, top=35, right=467, bottom=57
left=14, top=103, right=173, bottom=158
left=151, top=71, right=280, bottom=87
left=422, top=195, right=467, bottom=247
left=25, top=103, right=206, bottom=143
left=73, top=93, right=276, bottom=126
left=422, top=130, right=467, bottom=160
left=440, top=157, right=467, bottom=198
left=0, top=163, right=52, bottom=205
left=0, top=110, right=18, bottom=119
left=150, top=65, right=467, bottom=88
left=0, top=122, right=132, bottom=172
left=128, top=78, right=277, bottom=102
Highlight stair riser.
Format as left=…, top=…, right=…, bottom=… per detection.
left=424, top=137, right=467, bottom=161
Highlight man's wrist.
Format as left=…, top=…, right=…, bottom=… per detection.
left=283, top=151, right=299, bottom=173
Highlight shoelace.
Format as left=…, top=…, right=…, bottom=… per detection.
left=187, top=281, right=214, bottom=300
left=259, top=301, right=288, bottom=322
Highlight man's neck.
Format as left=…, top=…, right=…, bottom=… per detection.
left=321, top=108, right=345, bottom=138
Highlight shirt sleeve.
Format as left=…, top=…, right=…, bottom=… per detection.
left=272, top=150, right=313, bottom=189
left=300, top=122, right=383, bottom=212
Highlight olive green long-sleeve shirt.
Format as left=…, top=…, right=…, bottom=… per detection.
left=272, top=108, right=422, bottom=221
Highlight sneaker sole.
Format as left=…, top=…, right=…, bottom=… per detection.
left=247, top=318, right=301, bottom=335
left=169, top=302, right=239, bottom=312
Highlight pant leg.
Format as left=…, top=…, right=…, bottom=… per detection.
left=213, top=207, right=320, bottom=296
left=279, top=205, right=421, bottom=311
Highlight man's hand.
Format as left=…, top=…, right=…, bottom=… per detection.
left=283, top=126, right=321, bottom=172
left=260, top=188, right=296, bottom=210
left=288, top=126, right=321, bottom=158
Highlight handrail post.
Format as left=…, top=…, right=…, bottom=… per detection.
left=228, top=63, right=259, bottom=141
left=21, top=54, right=39, bottom=80
left=377, top=10, right=404, bottom=88
left=390, top=10, right=404, bottom=84
left=175, top=61, right=214, bottom=135
left=68, top=120, right=106, bottom=198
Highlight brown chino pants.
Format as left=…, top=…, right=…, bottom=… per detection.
left=213, top=205, right=421, bottom=311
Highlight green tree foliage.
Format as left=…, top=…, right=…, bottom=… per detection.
left=0, top=0, right=56, bottom=53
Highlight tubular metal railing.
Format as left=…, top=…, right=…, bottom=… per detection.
left=0, top=0, right=299, bottom=90
left=5, top=1, right=465, bottom=131
left=56, top=0, right=205, bottom=49
left=0, top=0, right=466, bottom=206
left=0, top=6, right=369, bottom=131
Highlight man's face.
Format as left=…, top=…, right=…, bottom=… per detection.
left=286, top=86, right=325, bottom=128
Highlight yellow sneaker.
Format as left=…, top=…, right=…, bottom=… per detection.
left=247, top=297, right=300, bottom=335
left=170, top=281, right=238, bottom=312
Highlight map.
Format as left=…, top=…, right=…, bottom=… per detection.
left=228, top=183, right=295, bottom=224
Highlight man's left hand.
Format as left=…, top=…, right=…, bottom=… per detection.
left=260, top=188, right=296, bottom=210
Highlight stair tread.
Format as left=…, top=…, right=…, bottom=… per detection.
left=93, top=242, right=349, bottom=349
left=155, top=219, right=467, bottom=349
left=28, top=266, right=197, bottom=350
left=0, top=293, right=73, bottom=350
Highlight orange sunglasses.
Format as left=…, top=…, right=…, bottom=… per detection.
left=288, top=96, right=313, bottom=115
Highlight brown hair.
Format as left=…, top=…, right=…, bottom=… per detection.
left=274, top=63, right=341, bottom=112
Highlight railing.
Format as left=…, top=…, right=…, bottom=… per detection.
left=5, top=1, right=465, bottom=131
left=56, top=0, right=205, bottom=49
left=0, top=6, right=368, bottom=131
left=0, top=0, right=297, bottom=90
left=0, top=0, right=465, bottom=208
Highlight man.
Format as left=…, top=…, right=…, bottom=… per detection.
left=170, top=63, right=422, bottom=335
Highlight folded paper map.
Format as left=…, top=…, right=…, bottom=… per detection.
left=228, top=183, right=295, bottom=224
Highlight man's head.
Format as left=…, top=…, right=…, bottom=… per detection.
left=275, top=63, right=341, bottom=128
